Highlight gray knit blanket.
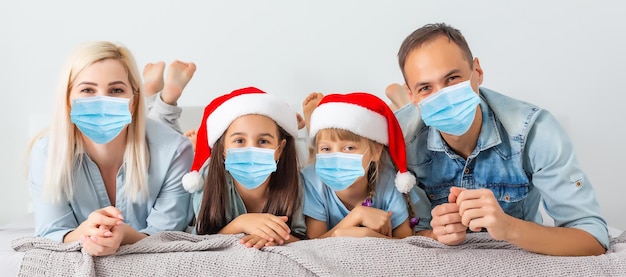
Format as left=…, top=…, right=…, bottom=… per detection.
left=12, top=231, right=626, bottom=277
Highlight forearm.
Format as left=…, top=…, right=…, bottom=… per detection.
left=505, top=218, right=605, bottom=256
left=415, top=229, right=437, bottom=240
left=63, top=229, right=81, bottom=243
left=316, top=214, right=362, bottom=239
left=218, top=217, right=244, bottom=235
left=120, top=224, right=148, bottom=245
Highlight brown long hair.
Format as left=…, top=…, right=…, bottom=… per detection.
left=195, top=124, right=301, bottom=235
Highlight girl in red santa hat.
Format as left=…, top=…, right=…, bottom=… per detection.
left=182, top=87, right=306, bottom=249
left=302, top=92, right=425, bottom=239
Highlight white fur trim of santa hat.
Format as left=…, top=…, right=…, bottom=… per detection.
left=206, top=93, right=298, bottom=148
left=309, top=102, right=388, bottom=145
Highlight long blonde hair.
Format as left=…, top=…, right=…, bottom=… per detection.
left=28, top=41, right=149, bottom=203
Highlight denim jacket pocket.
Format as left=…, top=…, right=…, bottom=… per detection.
left=487, top=183, right=529, bottom=219
left=425, top=185, right=455, bottom=207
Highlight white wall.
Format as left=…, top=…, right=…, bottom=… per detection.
left=1, top=0, right=624, bottom=230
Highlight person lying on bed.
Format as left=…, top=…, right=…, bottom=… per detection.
left=181, top=87, right=306, bottom=249
left=393, top=22, right=609, bottom=256
left=142, top=63, right=306, bottom=152
left=26, top=41, right=194, bottom=256
left=301, top=92, right=428, bottom=239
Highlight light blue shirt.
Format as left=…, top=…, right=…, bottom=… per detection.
left=394, top=87, right=609, bottom=249
left=302, top=161, right=410, bottom=230
left=29, top=119, right=194, bottom=242
left=191, top=161, right=307, bottom=238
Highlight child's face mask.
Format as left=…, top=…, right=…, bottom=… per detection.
left=315, top=151, right=368, bottom=191
left=224, top=147, right=277, bottom=190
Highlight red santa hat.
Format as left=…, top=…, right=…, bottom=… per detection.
left=309, top=92, right=416, bottom=193
left=182, top=87, right=299, bottom=193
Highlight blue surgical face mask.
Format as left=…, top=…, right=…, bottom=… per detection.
left=225, top=147, right=278, bottom=190
left=418, top=80, right=480, bottom=136
left=70, top=96, right=132, bottom=144
left=315, top=152, right=367, bottom=191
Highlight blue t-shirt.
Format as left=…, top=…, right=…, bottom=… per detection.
left=302, top=162, right=409, bottom=230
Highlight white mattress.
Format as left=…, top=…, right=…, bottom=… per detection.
left=0, top=213, right=33, bottom=277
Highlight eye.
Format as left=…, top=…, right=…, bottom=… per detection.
left=417, top=85, right=431, bottom=95
left=446, top=75, right=461, bottom=85
left=259, top=138, right=270, bottom=145
left=110, top=88, right=125, bottom=94
left=80, top=88, right=95, bottom=94
left=318, top=146, right=330, bottom=152
left=233, top=138, right=244, bottom=144
left=343, top=145, right=356, bottom=152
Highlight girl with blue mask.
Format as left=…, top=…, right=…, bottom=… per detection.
left=302, top=92, right=424, bottom=239
left=182, top=87, right=306, bottom=249
left=26, top=41, right=194, bottom=256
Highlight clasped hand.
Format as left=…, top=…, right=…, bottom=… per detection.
left=431, top=187, right=513, bottom=245
left=236, top=213, right=291, bottom=249
left=74, top=206, right=125, bottom=256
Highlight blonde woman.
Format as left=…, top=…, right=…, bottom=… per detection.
left=27, top=41, right=194, bottom=256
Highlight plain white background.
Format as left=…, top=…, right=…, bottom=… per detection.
left=1, top=1, right=624, bottom=231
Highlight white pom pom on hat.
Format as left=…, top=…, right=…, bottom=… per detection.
left=181, top=87, right=299, bottom=193
left=309, top=92, right=417, bottom=193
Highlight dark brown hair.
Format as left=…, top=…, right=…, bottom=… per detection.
left=398, top=23, right=474, bottom=79
left=195, top=124, right=301, bottom=235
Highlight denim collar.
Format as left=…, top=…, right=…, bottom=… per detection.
left=426, top=89, right=503, bottom=158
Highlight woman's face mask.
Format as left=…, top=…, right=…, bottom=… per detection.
left=70, top=96, right=132, bottom=144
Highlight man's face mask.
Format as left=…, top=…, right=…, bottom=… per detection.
left=315, top=151, right=367, bottom=191
left=418, top=79, right=480, bottom=136
left=224, top=147, right=278, bottom=190
left=70, top=96, right=132, bottom=144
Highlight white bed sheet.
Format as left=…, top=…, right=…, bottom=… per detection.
left=0, top=213, right=33, bottom=277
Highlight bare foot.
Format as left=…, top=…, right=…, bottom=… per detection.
left=302, top=92, right=324, bottom=132
left=184, top=129, right=198, bottom=151
left=162, top=60, right=197, bottom=105
left=385, top=83, right=411, bottom=111
left=143, top=62, right=165, bottom=97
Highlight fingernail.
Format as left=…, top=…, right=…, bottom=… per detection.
left=104, top=231, right=113, bottom=237
left=117, top=214, right=124, bottom=220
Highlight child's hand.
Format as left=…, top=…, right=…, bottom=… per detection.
left=332, top=226, right=389, bottom=238
left=240, top=234, right=276, bottom=249
left=351, top=206, right=393, bottom=237
left=236, top=214, right=291, bottom=245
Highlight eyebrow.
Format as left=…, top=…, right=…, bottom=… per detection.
left=229, top=132, right=276, bottom=139
left=76, top=81, right=128, bottom=87
left=411, top=69, right=462, bottom=90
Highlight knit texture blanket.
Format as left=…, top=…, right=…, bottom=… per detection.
left=12, top=231, right=626, bottom=276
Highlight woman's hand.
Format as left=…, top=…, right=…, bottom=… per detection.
left=80, top=223, right=126, bottom=256
left=65, top=206, right=124, bottom=244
